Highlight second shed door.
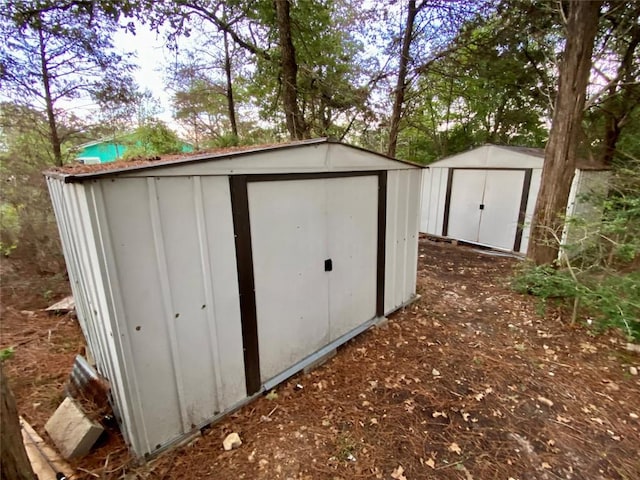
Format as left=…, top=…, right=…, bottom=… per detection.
left=477, top=170, right=526, bottom=250
left=447, top=169, right=525, bottom=250
left=248, top=176, right=378, bottom=383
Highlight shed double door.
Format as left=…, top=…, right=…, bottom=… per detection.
left=248, top=175, right=378, bottom=383
left=447, top=169, right=525, bottom=251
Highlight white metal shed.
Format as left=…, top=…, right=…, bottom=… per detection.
left=45, top=138, right=423, bottom=458
left=419, top=145, right=609, bottom=253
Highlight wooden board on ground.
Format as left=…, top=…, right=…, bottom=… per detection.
left=20, top=417, right=74, bottom=480
left=45, top=296, right=75, bottom=313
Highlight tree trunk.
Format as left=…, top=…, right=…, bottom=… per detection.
left=387, top=0, right=421, bottom=158
left=275, top=0, right=307, bottom=140
left=1, top=366, right=37, bottom=480
left=223, top=30, right=239, bottom=141
left=37, top=23, right=62, bottom=167
left=527, top=1, right=602, bottom=265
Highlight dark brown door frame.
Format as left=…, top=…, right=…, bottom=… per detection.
left=230, top=171, right=388, bottom=395
left=441, top=168, right=533, bottom=251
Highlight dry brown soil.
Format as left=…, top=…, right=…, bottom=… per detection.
left=2, top=239, right=639, bottom=479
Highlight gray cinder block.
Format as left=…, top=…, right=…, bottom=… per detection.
left=45, top=397, right=104, bottom=459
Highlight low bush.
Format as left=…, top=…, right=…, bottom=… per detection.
left=513, top=156, right=640, bottom=341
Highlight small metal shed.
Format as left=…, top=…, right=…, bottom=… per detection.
left=419, top=145, right=609, bottom=253
left=45, top=138, right=423, bottom=458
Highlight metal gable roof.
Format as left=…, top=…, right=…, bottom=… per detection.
left=45, top=138, right=423, bottom=183
left=426, top=144, right=609, bottom=170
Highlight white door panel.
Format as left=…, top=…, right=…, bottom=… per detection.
left=248, top=179, right=330, bottom=382
left=478, top=170, right=525, bottom=250
left=326, top=176, right=378, bottom=340
left=447, top=170, right=485, bottom=243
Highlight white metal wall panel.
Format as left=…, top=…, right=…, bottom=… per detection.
left=46, top=180, right=95, bottom=352
left=155, top=177, right=235, bottom=429
left=566, top=169, right=609, bottom=218
left=563, top=169, right=610, bottom=247
left=67, top=185, right=118, bottom=374
left=47, top=179, right=136, bottom=450
left=99, top=175, right=245, bottom=455
left=396, top=172, right=410, bottom=308
left=384, top=170, right=421, bottom=314
left=428, top=168, right=449, bottom=235
left=327, top=176, right=378, bottom=339
left=66, top=185, right=123, bottom=391
left=84, top=183, right=141, bottom=453
left=327, top=144, right=417, bottom=171
left=404, top=171, right=421, bottom=300
left=199, top=177, right=246, bottom=409
left=384, top=171, right=400, bottom=312
left=419, top=168, right=432, bottom=233
left=249, top=179, right=330, bottom=382
left=519, top=169, right=542, bottom=253
left=101, top=178, right=184, bottom=452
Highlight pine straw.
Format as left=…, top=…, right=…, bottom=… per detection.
left=1, top=310, right=84, bottom=426
left=2, top=240, right=639, bottom=479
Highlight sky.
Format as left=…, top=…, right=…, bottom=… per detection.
left=113, top=24, right=176, bottom=125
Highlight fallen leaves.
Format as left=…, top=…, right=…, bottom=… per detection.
left=537, top=396, right=554, bottom=407
left=474, top=387, right=493, bottom=402
left=391, top=465, right=407, bottom=480
left=580, top=342, right=598, bottom=353
left=448, top=442, right=462, bottom=455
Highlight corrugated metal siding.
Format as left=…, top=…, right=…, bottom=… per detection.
left=49, top=175, right=247, bottom=456
left=519, top=169, right=543, bottom=253
left=384, top=169, right=421, bottom=314
left=96, top=176, right=246, bottom=454
left=46, top=179, right=134, bottom=448
left=420, top=167, right=449, bottom=235
left=562, top=169, right=610, bottom=247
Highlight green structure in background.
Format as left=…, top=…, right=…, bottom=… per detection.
left=76, top=139, right=128, bottom=163
left=76, top=137, right=194, bottom=164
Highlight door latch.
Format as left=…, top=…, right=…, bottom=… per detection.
left=324, top=259, right=333, bottom=272
left=479, top=204, right=485, bottom=210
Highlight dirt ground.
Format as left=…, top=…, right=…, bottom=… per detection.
left=2, top=239, right=639, bottom=480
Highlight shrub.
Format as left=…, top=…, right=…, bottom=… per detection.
left=513, top=156, right=640, bottom=341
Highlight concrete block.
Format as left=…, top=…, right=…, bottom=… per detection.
left=45, top=397, right=104, bottom=459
